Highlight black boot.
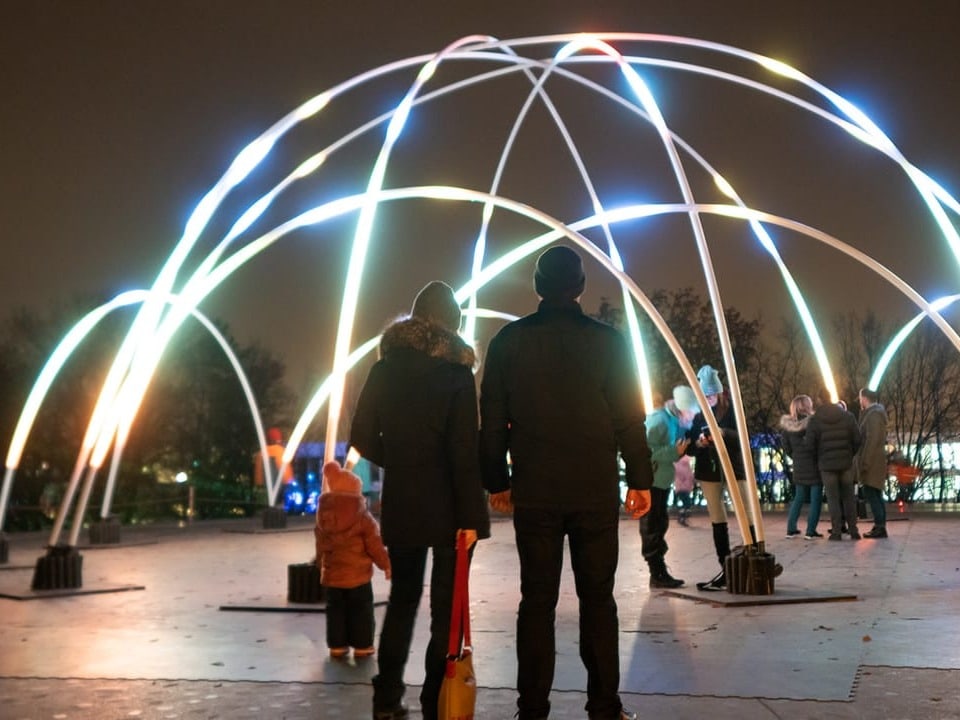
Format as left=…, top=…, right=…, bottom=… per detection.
left=648, top=556, right=684, bottom=588
left=712, top=522, right=731, bottom=565
left=697, top=522, right=730, bottom=591
left=696, top=568, right=727, bottom=591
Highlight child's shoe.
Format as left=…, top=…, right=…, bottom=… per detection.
left=353, top=646, right=376, bottom=658
left=329, top=647, right=349, bottom=658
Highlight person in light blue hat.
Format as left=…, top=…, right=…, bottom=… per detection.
left=685, top=364, right=755, bottom=591
left=641, top=385, right=699, bottom=588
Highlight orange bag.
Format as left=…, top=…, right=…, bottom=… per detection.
left=438, top=532, right=476, bottom=720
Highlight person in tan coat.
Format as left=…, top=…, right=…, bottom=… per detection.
left=315, top=460, right=391, bottom=659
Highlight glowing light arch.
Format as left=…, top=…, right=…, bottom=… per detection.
left=868, top=294, right=960, bottom=391
left=7, top=34, right=960, bottom=556
left=0, top=291, right=274, bottom=539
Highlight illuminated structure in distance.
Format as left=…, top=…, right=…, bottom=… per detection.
left=2, top=34, right=959, bottom=578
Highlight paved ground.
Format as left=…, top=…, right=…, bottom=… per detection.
left=0, top=505, right=958, bottom=719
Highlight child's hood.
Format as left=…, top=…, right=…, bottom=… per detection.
left=316, top=491, right=368, bottom=534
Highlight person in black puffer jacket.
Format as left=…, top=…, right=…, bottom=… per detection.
left=805, top=389, right=861, bottom=540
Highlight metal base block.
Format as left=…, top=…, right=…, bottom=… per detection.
left=661, top=583, right=858, bottom=607
left=287, top=562, right=324, bottom=603
left=724, top=546, right=781, bottom=595
left=262, top=507, right=288, bottom=529
left=31, top=545, right=83, bottom=590
left=88, top=516, right=121, bottom=545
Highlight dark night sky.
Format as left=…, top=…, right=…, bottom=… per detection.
left=3, top=0, right=960, bottom=391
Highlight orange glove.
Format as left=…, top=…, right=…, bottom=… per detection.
left=624, top=489, right=652, bottom=519
left=489, top=489, right=514, bottom=514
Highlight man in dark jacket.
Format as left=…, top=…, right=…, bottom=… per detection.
left=856, top=387, right=889, bottom=538
left=479, top=245, right=654, bottom=720
left=806, top=389, right=861, bottom=540
left=350, top=280, right=491, bottom=720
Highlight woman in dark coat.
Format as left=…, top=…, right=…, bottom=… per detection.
left=780, top=394, right=823, bottom=539
left=349, top=280, right=490, bottom=720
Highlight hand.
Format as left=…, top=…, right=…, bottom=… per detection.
left=344, top=446, right=361, bottom=470
left=457, top=528, right=478, bottom=548
left=384, top=567, right=392, bottom=580
left=675, top=437, right=691, bottom=456
left=624, top=489, right=652, bottom=519
left=489, top=490, right=513, bottom=514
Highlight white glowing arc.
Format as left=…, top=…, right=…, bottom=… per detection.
left=868, top=294, right=960, bottom=392
left=0, top=290, right=273, bottom=537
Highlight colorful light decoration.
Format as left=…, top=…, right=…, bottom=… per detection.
left=1, top=34, right=958, bottom=551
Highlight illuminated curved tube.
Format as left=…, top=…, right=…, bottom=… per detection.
left=323, top=35, right=498, bottom=466
left=23, top=181, right=957, bottom=549
left=0, top=289, right=272, bottom=543
left=868, top=294, right=960, bottom=391
left=92, top=298, right=275, bottom=532
left=1, top=290, right=145, bottom=534
left=468, top=39, right=656, bottom=412
left=472, top=33, right=960, bottom=261
left=68, top=47, right=474, bottom=524
left=594, top=36, right=764, bottom=538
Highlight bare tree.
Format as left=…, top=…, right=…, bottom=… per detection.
left=832, top=309, right=885, bottom=405
left=883, top=322, right=960, bottom=502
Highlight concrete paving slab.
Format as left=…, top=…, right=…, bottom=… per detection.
left=0, top=510, right=958, bottom=718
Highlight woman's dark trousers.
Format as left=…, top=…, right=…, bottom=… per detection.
left=373, top=544, right=456, bottom=720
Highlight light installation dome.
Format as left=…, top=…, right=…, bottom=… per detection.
left=3, top=33, right=960, bottom=553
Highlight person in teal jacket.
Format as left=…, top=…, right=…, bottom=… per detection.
left=641, top=385, right=700, bottom=588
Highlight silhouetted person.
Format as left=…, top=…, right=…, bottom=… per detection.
left=780, top=394, right=823, bottom=539
left=806, top=389, right=861, bottom=540
left=479, top=245, right=653, bottom=720
left=642, top=385, right=699, bottom=587
left=857, top=387, right=889, bottom=538
left=350, top=280, right=491, bottom=720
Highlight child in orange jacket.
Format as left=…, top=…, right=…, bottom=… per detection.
left=315, top=461, right=391, bottom=659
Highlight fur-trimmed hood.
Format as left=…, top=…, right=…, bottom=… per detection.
left=780, top=414, right=810, bottom=433
left=380, top=316, right=476, bottom=368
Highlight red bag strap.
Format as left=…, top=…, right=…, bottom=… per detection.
left=447, top=532, right=471, bottom=658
